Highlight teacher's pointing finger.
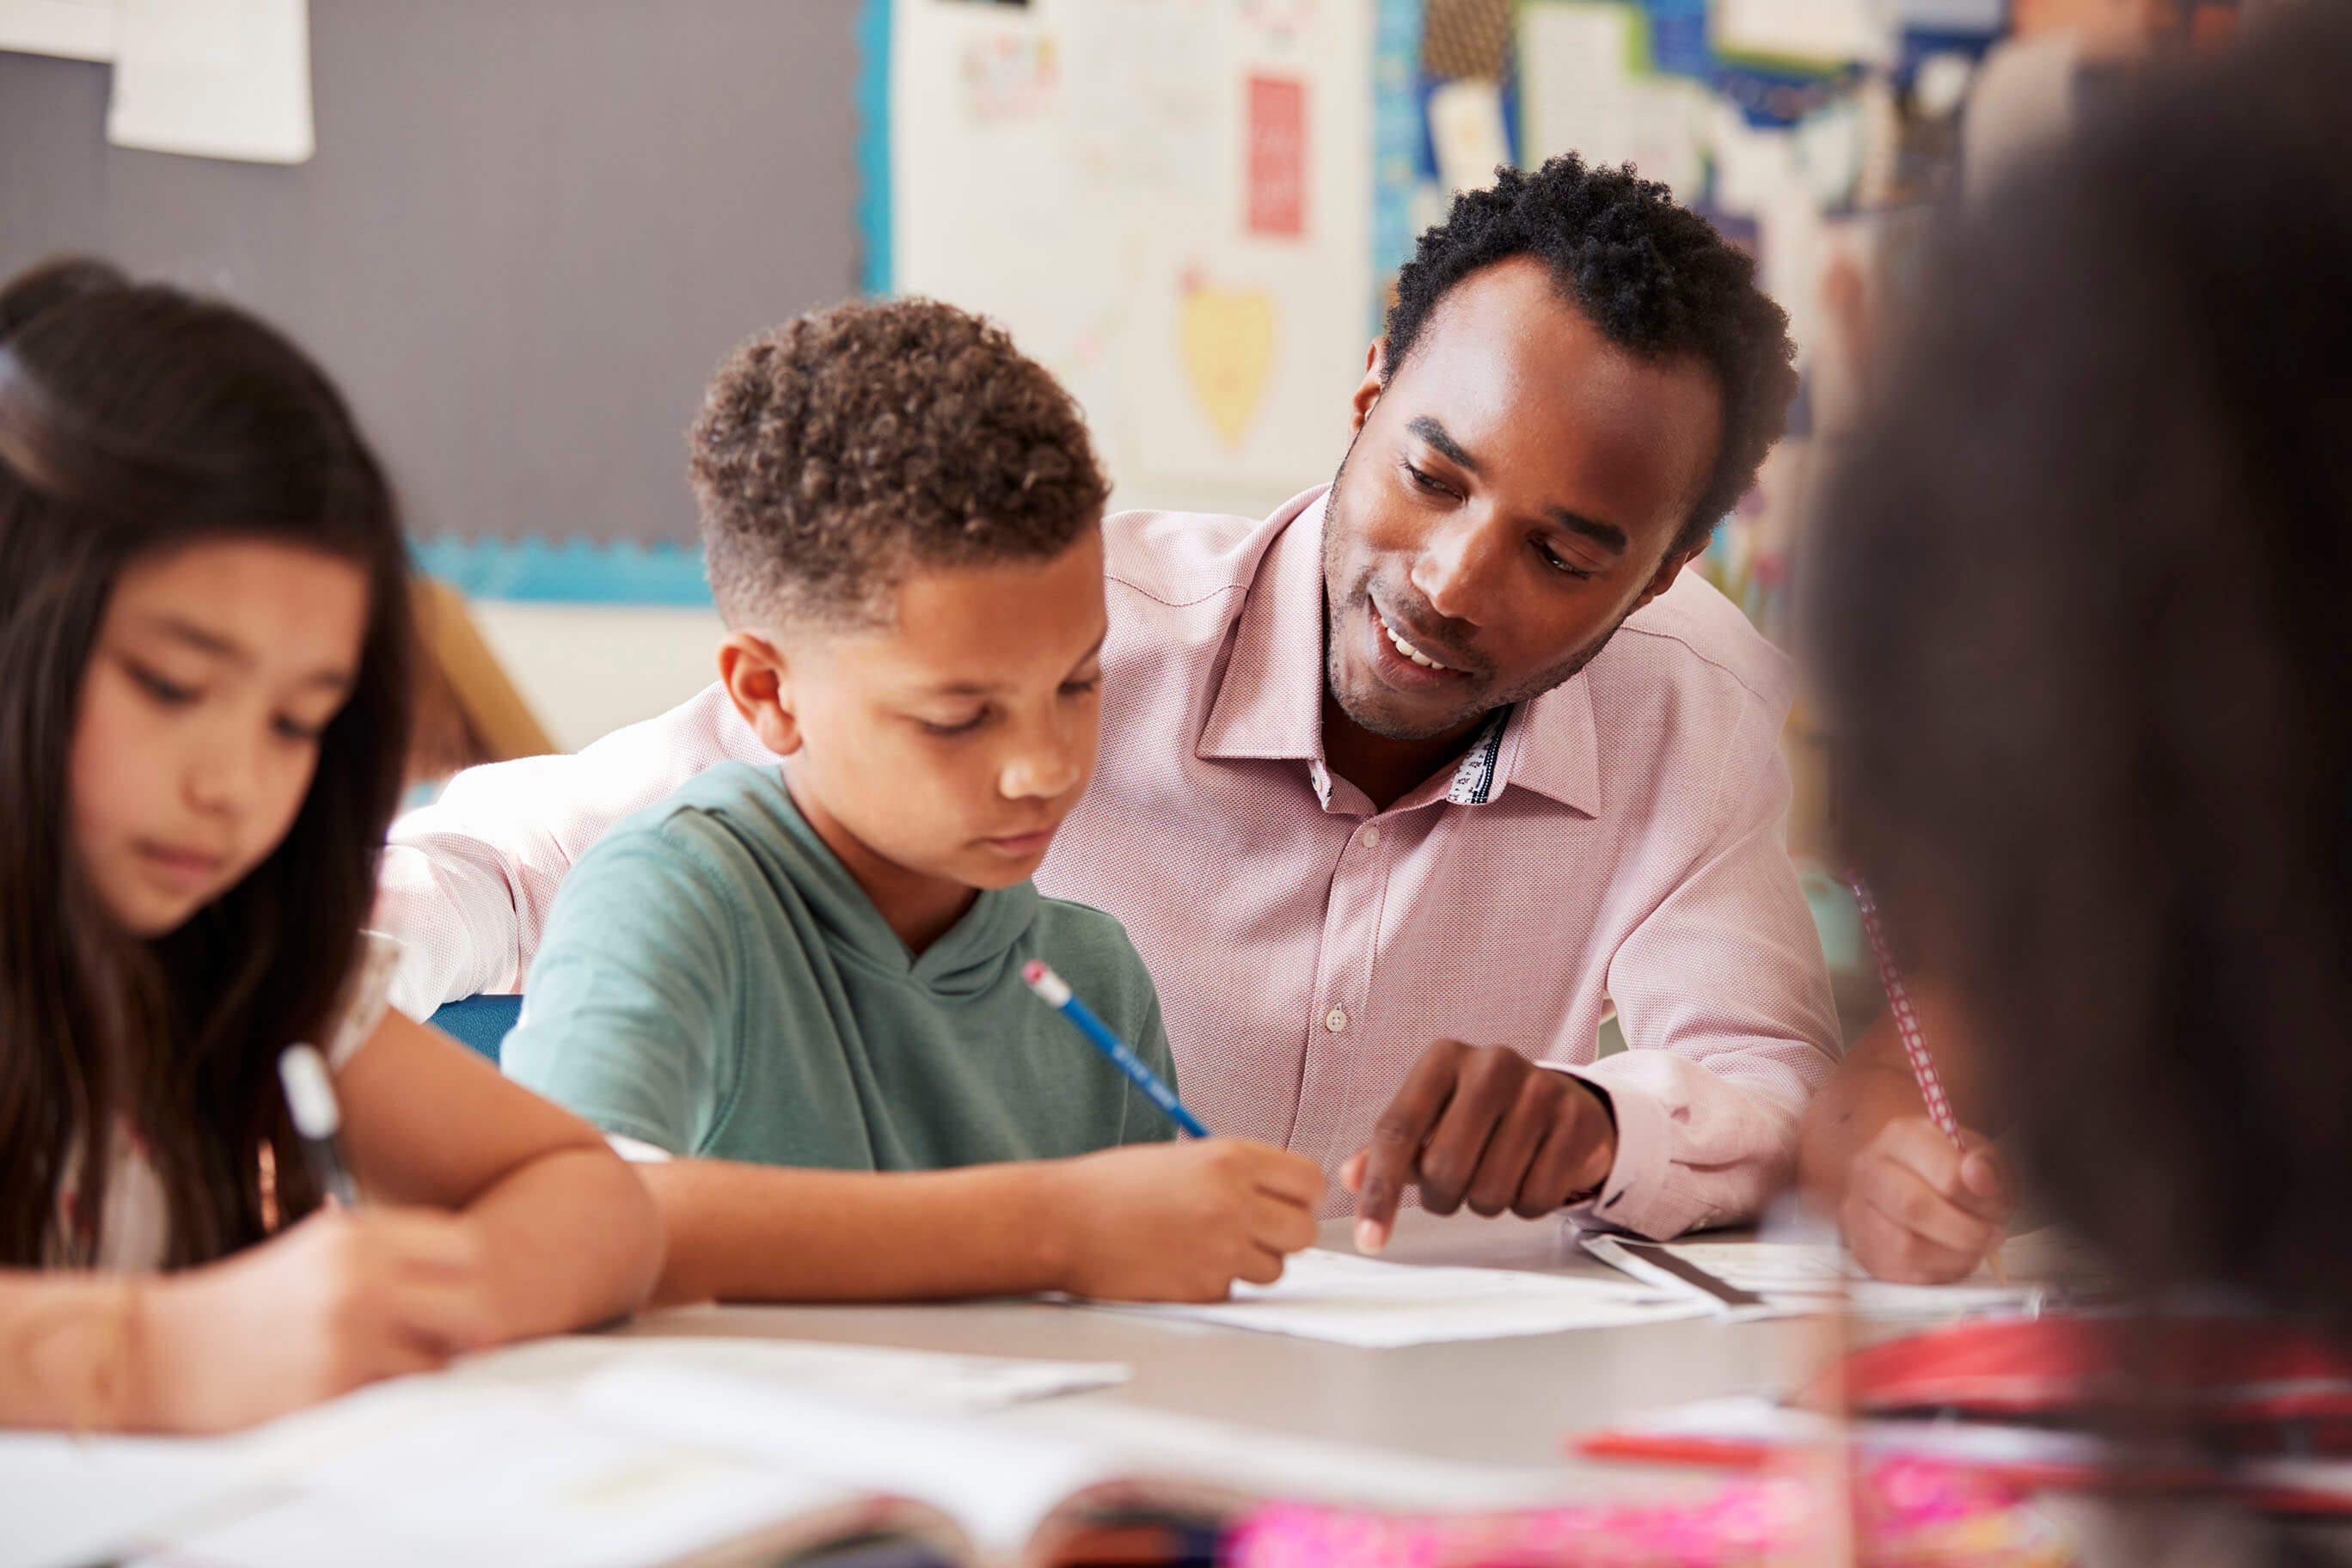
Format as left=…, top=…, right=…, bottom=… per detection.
left=1344, top=1038, right=1472, bottom=1254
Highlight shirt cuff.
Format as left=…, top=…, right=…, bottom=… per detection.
left=1543, top=1062, right=1678, bottom=1239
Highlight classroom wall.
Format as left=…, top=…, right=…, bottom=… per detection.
left=0, top=1, right=862, bottom=746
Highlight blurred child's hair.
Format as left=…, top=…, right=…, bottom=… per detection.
left=687, top=297, right=1110, bottom=630
left=0, top=257, right=414, bottom=1266
left=1809, top=9, right=2352, bottom=1326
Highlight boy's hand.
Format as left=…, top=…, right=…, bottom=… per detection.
left=1050, top=1139, right=1322, bottom=1303
left=1841, top=1116, right=2012, bottom=1284
left=139, top=1206, right=499, bottom=1432
left=1344, top=1040, right=1616, bottom=1255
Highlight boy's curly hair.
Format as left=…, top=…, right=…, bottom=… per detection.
left=1386, top=155, right=1798, bottom=554
left=689, top=297, right=1109, bottom=628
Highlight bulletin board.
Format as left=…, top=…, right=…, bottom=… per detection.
left=0, top=0, right=866, bottom=604
left=873, top=0, right=1385, bottom=520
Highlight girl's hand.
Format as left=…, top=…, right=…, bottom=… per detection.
left=1840, top=1117, right=2012, bottom=1284
left=138, top=1206, right=499, bottom=1433
left=1047, top=1139, right=1323, bottom=1303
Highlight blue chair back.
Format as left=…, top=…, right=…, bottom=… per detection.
left=429, top=995, right=524, bottom=1064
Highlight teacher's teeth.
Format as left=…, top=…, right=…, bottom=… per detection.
left=1382, top=616, right=1454, bottom=671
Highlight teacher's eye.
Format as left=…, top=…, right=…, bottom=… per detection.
left=916, top=710, right=989, bottom=738
left=1402, top=462, right=1456, bottom=499
left=1535, top=541, right=1595, bottom=580
left=128, top=664, right=199, bottom=707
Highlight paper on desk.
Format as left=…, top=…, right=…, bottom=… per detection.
left=1076, top=1247, right=1706, bottom=1347
left=443, top=1332, right=1131, bottom=1415
left=1588, top=1228, right=2116, bottom=1319
left=0, top=1431, right=255, bottom=1568
left=161, top=1387, right=863, bottom=1568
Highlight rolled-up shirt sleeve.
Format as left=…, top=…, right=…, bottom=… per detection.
left=1547, top=697, right=1841, bottom=1240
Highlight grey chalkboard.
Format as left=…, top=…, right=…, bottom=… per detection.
left=0, top=0, right=862, bottom=550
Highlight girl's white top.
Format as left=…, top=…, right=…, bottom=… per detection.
left=49, top=933, right=400, bottom=1271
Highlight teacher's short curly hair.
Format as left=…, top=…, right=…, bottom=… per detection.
left=688, top=297, right=1110, bottom=630
left=1386, top=155, right=1797, bottom=555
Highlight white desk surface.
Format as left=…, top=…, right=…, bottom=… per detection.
left=609, top=1211, right=1838, bottom=1472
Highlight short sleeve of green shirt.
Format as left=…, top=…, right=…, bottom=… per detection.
left=499, top=819, right=745, bottom=1155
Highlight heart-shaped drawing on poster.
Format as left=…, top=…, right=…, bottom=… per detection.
left=1179, top=279, right=1276, bottom=450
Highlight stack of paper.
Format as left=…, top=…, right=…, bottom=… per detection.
left=1077, top=1247, right=1706, bottom=1347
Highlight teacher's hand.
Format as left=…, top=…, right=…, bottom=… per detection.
left=1341, top=1039, right=1617, bottom=1254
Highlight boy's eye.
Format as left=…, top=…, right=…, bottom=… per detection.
left=916, top=710, right=989, bottom=738
left=1059, top=677, right=1099, bottom=699
left=129, top=664, right=199, bottom=706
left=1534, top=540, right=1596, bottom=580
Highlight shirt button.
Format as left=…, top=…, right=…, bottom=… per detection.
left=1360, top=824, right=1381, bottom=848
left=1326, top=1007, right=1349, bottom=1032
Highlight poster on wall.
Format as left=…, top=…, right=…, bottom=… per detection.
left=890, top=0, right=1373, bottom=515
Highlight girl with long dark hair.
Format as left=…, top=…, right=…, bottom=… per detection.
left=0, top=259, right=659, bottom=1431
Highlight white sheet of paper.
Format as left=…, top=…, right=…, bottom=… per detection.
left=576, top=1363, right=1108, bottom=1559
left=1426, top=77, right=1512, bottom=194
left=1080, top=1248, right=1705, bottom=1347
left=448, top=1332, right=1131, bottom=1417
left=1713, top=0, right=1894, bottom=66
left=162, top=1389, right=854, bottom=1568
left=106, top=0, right=313, bottom=164
left=1517, top=2, right=1709, bottom=202
left=0, top=1432, right=253, bottom=1568
left=0, top=0, right=117, bottom=60
left=1596, top=1229, right=2116, bottom=1319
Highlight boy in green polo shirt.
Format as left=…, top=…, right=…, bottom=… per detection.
left=501, top=299, right=1322, bottom=1304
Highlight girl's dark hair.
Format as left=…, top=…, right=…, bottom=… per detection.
left=1809, top=9, right=2352, bottom=1329
left=0, top=257, right=413, bottom=1267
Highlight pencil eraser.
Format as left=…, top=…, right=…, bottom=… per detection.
left=1023, top=960, right=1073, bottom=1007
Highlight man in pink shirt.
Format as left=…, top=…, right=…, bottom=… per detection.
left=380, top=156, right=1838, bottom=1242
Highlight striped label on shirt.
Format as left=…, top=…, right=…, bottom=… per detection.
left=1445, top=707, right=1512, bottom=806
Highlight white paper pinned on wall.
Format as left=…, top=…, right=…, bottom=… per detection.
left=0, top=0, right=118, bottom=60
left=1517, top=2, right=1708, bottom=203
left=106, top=0, right=313, bottom=164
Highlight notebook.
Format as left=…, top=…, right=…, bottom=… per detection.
left=9, top=1336, right=1571, bottom=1568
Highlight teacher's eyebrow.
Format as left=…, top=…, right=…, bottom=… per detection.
left=1406, top=415, right=1479, bottom=475
left=1544, top=506, right=1629, bottom=556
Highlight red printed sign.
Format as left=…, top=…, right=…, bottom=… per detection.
left=1246, top=74, right=1307, bottom=237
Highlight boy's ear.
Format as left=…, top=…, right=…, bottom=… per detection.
left=716, top=630, right=804, bottom=757
left=1348, top=340, right=1389, bottom=436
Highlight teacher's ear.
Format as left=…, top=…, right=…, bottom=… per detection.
left=1347, top=340, right=1391, bottom=436
left=717, top=631, right=805, bottom=758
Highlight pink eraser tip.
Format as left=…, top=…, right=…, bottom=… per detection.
left=1022, top=959, right=1047, bottom=983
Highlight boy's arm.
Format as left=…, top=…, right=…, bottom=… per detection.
left=376, top=683, right=769, bottom=1019
left=640, top=1140, right=1322, bottom=1306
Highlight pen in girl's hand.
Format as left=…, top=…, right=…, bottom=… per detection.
left=278, top=1044, right=361, bottom=1208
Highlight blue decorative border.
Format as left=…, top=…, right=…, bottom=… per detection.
left=855, top=0, right=893, bottom=296
left=1369, top=0, right=1424, bottom=338
left=408, top=536, right=713, bottom=607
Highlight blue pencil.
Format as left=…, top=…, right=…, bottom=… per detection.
left=1022, top=959, right=1210, bottom=1138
